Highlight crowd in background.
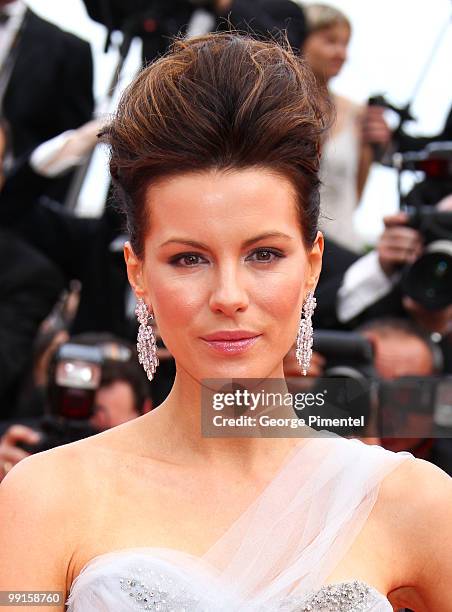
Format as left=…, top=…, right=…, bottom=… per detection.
left=1, top=0, right=452, bottom=487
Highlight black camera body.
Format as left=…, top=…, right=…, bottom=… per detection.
left=292, top=331, right=452, bottom=439
left=312, top=330, right=375, bottom=379
left=289, top=331, right=376, bottom=437
left=82, top=0, right=206, bottom=61
left=400, top=205, right=452, bottom=310
left=391, top=142, right=452, bottom=310
left=395, top=142, right=452, bottom=179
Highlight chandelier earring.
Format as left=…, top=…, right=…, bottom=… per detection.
left=135, top=297, right=159, bottom=381
left=295, top=291, right=317, bottom=376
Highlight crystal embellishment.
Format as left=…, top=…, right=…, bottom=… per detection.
left=135, top=298, right=159, bottom=382
left=295, top=291, right=316, bottom=376
left=119, top=574, right=383, bottom=611
left=119, top=570, right=201, bottom=611
left=296, top=580, right=373, bottom=611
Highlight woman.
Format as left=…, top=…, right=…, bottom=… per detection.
left=1, top=33, right=451, bottom=611
left=302, top=4, right=375, bottom=253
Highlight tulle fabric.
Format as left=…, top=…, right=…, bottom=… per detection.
left=66, top=431, right=415, bottom=611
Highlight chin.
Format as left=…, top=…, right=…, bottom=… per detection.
left=328, top=65, right=343, bottom=79
left=197, top=360, right=279, bottom=383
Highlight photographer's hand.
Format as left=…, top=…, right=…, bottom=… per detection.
left=361, top=105, right=392, bottom=148
left=0, top=425, right=40, bottom=482
left=378, top=212, right=424, bottom=276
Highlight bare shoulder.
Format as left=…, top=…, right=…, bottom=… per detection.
left=0, top=431, right=124, bottom=604
left=0, top=444, right=82, bottom=607
left=378, top=455, right=452, bottom=518
left=0, top=426, right=119, bottom=501
left=376, top=456, right=452, bottom=542
left=377, top=456, right=452, bottom=610
left=0, top=440, right=89, bottom=519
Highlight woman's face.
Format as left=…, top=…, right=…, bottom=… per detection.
left=302, top=23, right=351, bottom=82
left=125, top=168, right=323, bottom=383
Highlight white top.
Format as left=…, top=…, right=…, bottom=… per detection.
left=65, top=434, right=414, bottom=611
left=337, top=250, right=401, bottom=323
left=319, top=98, right=365, bottom=254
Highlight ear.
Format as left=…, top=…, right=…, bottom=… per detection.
left=124, top=242, right=147, bottom=300
left=306, top=231, right=324, bottom=294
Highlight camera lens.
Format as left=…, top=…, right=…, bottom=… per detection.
left=433, top=258, right=449, bottom=278
left=402, top=250, right=452, bottom=310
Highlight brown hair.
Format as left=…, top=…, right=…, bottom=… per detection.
left=104, top=32, right=332, bottom=258
left=303, top=3, right=351, bottom=35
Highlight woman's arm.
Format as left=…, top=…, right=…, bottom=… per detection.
left=355, top=102, right=374, bottom=202
left=334, top=96, right=373, bottom=203
left=356, top=140, right=373, bottom=203
left=0, top=450, right=76, bottom=611
left=410, top=459, right=452, bottom=610
left=387, top=458, right=452, bottom=610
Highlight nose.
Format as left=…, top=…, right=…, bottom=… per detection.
left=209, top=264, right=249, bottom=316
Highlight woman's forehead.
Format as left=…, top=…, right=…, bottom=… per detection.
left=144, top=168, right=302, bottom=239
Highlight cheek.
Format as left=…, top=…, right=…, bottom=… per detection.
left=150, top=272, right=207, bottom=329
left=308, top=40, right=328, bottom=63
left=254, top=271, right=303, bottom=318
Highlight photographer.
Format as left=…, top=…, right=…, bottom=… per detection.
left=0, top=1, right=94, bottom=202
left=0, top=119, right=133, bottom=339
left=364, top=104, right=452, bottom=157
left=0, top=230, right=64, bottom=417
left=0, top=333, right=152, bottom=482
left=0, top=121, right=66, bottom=414
left=364, top=104, right=452, bottom=208
left=358, top=317, right=452, bottom=475
left=336, top=194, right=452, bottom=371
left=84, top=0, right=307, bottom=63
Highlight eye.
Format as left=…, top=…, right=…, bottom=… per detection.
left=246, top=248, right=285, bottom=263
left=169, top=252, right=208, bottom=267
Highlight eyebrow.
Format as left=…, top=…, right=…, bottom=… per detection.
left=159, top=232, right=294, bottom=250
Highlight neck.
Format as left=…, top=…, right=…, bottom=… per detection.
left=143, top=363, right=306, bottom=470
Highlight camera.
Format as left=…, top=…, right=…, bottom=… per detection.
left=394, top=142, right=452, bottom=179
left=391, top=143, right=452, bottom=310
left=400, top=205, right=452, bottom=310
left=16, top=343, right=104, bottom=454
left=82, top=0, right=207, bottom=62
left=289, top=330, right=452, bottom=439
left=289, top=331, right=376, bottom=437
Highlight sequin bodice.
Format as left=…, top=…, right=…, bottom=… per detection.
left=66, top=548, right=392, bottom=611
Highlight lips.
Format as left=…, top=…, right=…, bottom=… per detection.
left=201, top=330, right=260, bottom=341
left=200, top=331, right=262, bottom=354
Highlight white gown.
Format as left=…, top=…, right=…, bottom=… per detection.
left=65, top=434, right=415, bottom=611
left=319, top=98, right=366, bottom=254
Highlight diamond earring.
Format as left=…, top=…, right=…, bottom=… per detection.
left=295, top=291, right=316, bottom=376
left=135, top=298, right=159, bottom=381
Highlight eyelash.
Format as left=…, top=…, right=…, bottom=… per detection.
left=169, top=248, right=285, bottom=267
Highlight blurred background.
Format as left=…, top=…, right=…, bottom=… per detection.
left=27, top=0, right=452, bottom=242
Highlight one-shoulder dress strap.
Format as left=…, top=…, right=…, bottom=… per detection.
left=202, top=434, right=415, bottom=607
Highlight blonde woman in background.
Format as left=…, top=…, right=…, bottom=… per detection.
left=302, top=3, right=385, bottom=253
